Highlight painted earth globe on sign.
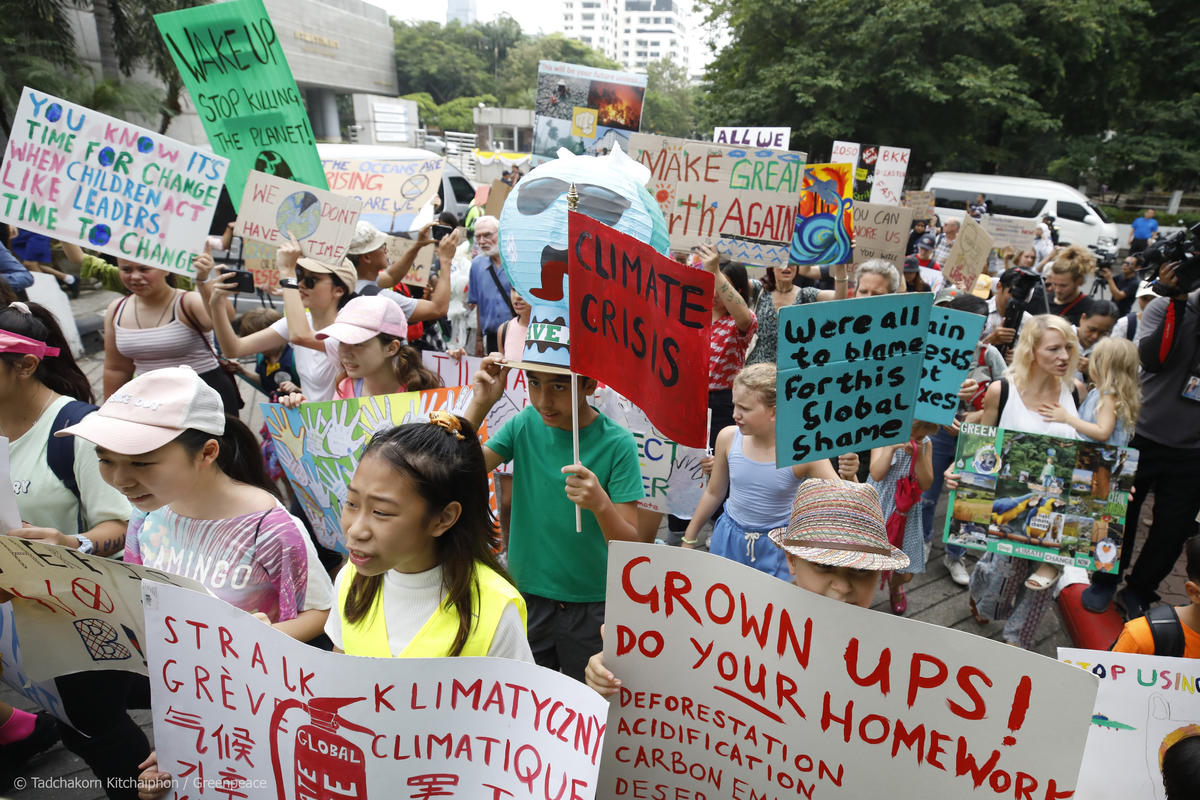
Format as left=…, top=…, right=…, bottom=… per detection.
left=276, top=191, right=322, bottom=240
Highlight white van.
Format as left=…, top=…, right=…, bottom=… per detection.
left=315, top=143, right=477, bottom=234
left=923, top=172, right=1120, bottom=258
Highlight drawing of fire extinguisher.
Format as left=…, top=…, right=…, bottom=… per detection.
left=270, top=695, right=375, bottom=800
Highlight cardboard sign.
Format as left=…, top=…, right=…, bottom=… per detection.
left=941, top=214, right=995, bottom=290
left=385, top=235, right=434, bottom=288
left=261, top=388, right=479, bottom=552
left=0, top=536, right=206, bottom=681
left=241, top=238, right=278, bottom=291
left=484, top=178, right=511, bottom=218
left=790, top=162, right=854, bottom=267
left=322, top=156, right=443, bottom=234
left=903, top=190, right=936, bottom=221
left=600, top=542, right=1099, bottom=799
left=830, top=139, right=860, bottom=172
left=568, top=212, right=713, bottom=448
left=776, top=293, right=929, bottom=465
left=713, top=126, right=791, bottom=149
left=869, top=145, right=911, bottom=205
left=235, top=170, right=361, bottom=264
left=592, top=386, right=707, bottom=517
left=917, top=307, right=986, bottom=425
left=628, top=133, right=808, bottom=267
left=533, top=60, right=646, bottom=161
left=0, top=87, right=228, bottom=277
left=155, top=0, right=327, bottom=206
left=144, top=581, right=608, bottom=800
left=983, top=216, right=1038, bottom=253
left=944, top=424, right=1138, bottom=573
left=852, top=201, right=913, bottom=267
left=1060, top=648, right=1200, bottom=800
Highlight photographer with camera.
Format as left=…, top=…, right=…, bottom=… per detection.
left=1102, top=255, right=1142, bottom=316
left=983, top=268, right=1040, bottom=361
left=1083, top=244, right=1200, bottom=616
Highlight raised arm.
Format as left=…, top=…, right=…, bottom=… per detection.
left=699, top=245, right=753, bottom=333
left=407, top=230, right=460, bottom=322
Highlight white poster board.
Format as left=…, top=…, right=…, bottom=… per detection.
left=869, top=145, right=911, bottom=205
left=600, top=543, right=1098, bottom=798
left=235, top=170, right=362, bottom=264
left=713, top=127, right=791, bottom=149
left=1060, top=647, right=1200, bottom=800
left=830, top=139, right=861, bottom=172
left=145, top=581, right=608, bottom=799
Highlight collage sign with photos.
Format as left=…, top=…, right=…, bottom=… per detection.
left=943, top=424, right=1138, bottom=573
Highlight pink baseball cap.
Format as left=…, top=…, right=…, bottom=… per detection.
left=316, top=295, right=408, bottom=345
left=56, top=366, right=226, bottom=454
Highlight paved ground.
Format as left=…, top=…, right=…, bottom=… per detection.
left=2, top=281, right=1190, bottom=799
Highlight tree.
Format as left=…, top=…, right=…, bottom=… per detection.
left=642, top=58, right=696, bottom=138
left=392, top=20, right=492, bottom=104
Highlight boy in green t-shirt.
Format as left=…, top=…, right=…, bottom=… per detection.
left=464, top=355, right=645, bottom=681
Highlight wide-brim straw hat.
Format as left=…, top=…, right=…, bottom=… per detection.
left=768, top=480, right=910, bottom=571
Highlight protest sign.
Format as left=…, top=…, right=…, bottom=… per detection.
left=869, top=145, right=911, bottom=205
left=484, top=178, right=511, bottom=218
left=983, top=216, right=1039, bottom=253
left=385, top=235, right=434, bottom=288
left=1060, top=648, right=1200, bottom=800
left=790, top=162, right=854, bottom=267
left=713, top=126, right=791, bottom=148
left=944, top=424, right=1137, bottom=573
left=144, top=580, right=607, bottom=800
left=853, top=144, right=879, bottom=201
left=941, top=214, right=995, bottom=290
left=628, top=133, right=807, bottom=267
left=241, top=238, right=278, bottom=291
left=235, top=170, right=361, bottom=264
left=600, top=542, right=1099, bottom=799
left=917, top=306, right=986, bottom=425
left=0, top=87, right=228, bottom=278
left=322, top=155, right=443, bottom=234
left=533, top=60, right=646, bottom=161
left=261, top=387, right=478, bottom=551
left=568, top=211, right=713, bottom=448
left=903, top=189, right=936, bottom=222
left=0, top=602, right=67, bottom=721
left=851, top=201, right=912, bottom=267
left=776, top=293, right=928, bottom=465
left=155, top=0, right=326, bottom=206
left=830, top=139, right=860, bottom=171
left=0, top=535, right=206, bottom=681
left=592, top=386, right=707, bottom=516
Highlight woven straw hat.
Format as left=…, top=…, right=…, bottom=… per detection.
left=768, top=480, right=910, bottom=571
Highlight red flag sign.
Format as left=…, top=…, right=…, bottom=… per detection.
left=568, top=211, right=713, bottom=448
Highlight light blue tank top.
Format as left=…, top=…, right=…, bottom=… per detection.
left=1078, top=388, right=1132, bottom=447
left=723, top=429, right=803, bottom=530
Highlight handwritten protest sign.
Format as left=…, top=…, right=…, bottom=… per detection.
left=568, top=212, right=712, bottom=448
left=144, top=581, right=607, bottom=800
left=155, top=0, right=326, bottom=205
left=983, top=216, right=1038, bottom=253
left=0, top=88, right=228, bottom=277
left=917, top=306, right=986, bottom=425
left=1060, top=648, right=1200, bottom=800
left=830, top=139, right=860, bottom=171
left=944, top=424, right=1138, bottom=573
left=869, top=145, right=910, bottom=205
left=241, top=239, right=278, bottom=291
left=601, top=542, right=1098, bottom=799
left=713, top=126, right=791, bottom=148
left=322, top=155, right=443, bottom=234
left=0, top=536, right=206, bottom=681
left=261, top=387, right=478, bottom=551
left=776, top=293, right=929, bottom=465
left=385, top=235, right=434, bottom=288
left=235, top=170, right=361, bottom=264
left=790, top=162, right=854, bottom=267
left=484, top=178, right=511, bottom=218
left=903, top=189, right=936, bottom=222
left=942, top=214, right=995, bottom=291
left=628, top=133, right=807, bottom=267
left=852, top=201, right=912, bottom=267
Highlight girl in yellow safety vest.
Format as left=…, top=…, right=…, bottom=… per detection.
left=326, top=411, right=533, bottom=660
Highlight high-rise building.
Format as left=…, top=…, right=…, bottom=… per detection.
left=561, top=0, right=624, bottom=63
left=447, top=0, right=477, bottom=25
left=620, top=0, right=689, bottom=74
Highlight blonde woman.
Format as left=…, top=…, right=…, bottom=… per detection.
left=1045, top=245, right=1098, bottom=325
left=1040, top=336, right=1140, bottom=447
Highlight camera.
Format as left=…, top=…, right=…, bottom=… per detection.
left=998, top=267, right=1042, bottom=354
left=219, top=268, right=256, bottom=294
left=431, top=224, right=454, bottom=241
left=1141, top=222, right=1200, bottom=294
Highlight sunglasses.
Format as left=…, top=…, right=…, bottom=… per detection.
left=516, top=177, right=630, bottom=227
left=294, top=269, right=327, bottom=289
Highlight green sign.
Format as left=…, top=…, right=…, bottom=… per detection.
left=154, top=0, right=327, bottom=208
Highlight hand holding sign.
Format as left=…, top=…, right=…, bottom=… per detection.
left=562, top=463, right=608, bottom=512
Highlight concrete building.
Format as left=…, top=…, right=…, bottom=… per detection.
left=447, top=0, right=478, bottom=25
left=561, top=0, right=624, bottom=62
left=474, top=106, right=535, bottom=152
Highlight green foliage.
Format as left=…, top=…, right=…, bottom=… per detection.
left=404, top=91, right=498, bottom=133
left=642, top=58, right=697, bottom=138
left=494, top=34, right=621, bottom=107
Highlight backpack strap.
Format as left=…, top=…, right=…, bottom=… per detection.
left=48, top=399, right=99, bottom=534
left=1126, top=311, right=1138, bottom=341
left=359, top=283, right=382, bottom=297
left=998, top=377, right=1009, bottom=419
left=1145, top=605, right=1185, bottom=658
